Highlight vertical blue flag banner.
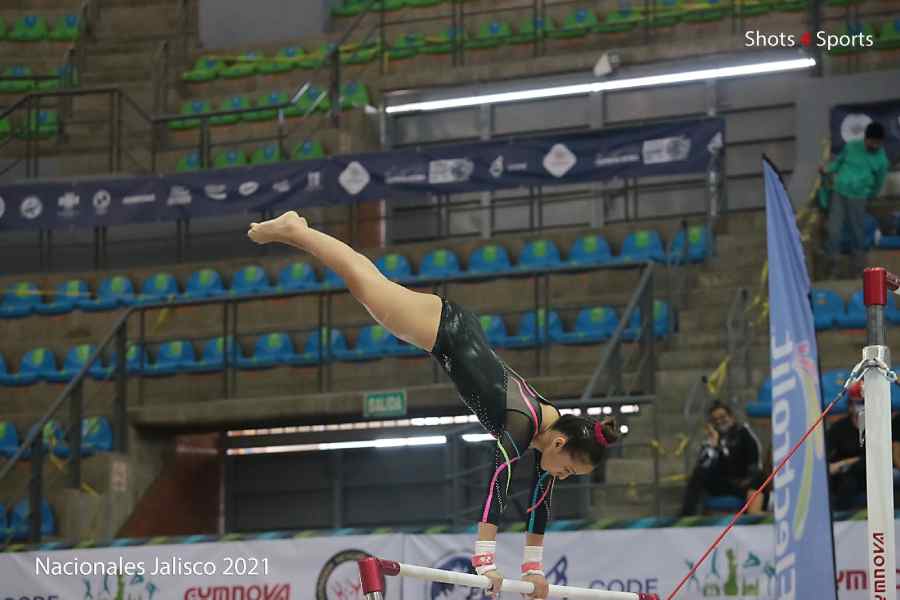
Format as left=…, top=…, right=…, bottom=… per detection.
left=764, top=157, right=837, bottom=600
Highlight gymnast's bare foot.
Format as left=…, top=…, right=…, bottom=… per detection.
left=247, top=211, right=308, bottom=245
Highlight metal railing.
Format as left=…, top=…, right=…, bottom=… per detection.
left=725, top=286, right=752, bottom=404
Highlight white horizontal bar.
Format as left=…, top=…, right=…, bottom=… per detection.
left=395, top=562, right=643, bottom=600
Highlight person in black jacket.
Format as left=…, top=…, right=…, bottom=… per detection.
left=826, top=394, right=866, bottom=510
left=680, top=401, right=763, bottom=516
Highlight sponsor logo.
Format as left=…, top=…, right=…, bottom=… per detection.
left=543, top=144, right=576, bottom=178
left=489, top=156, right=527, bottom=179
left=642, top=135, right=692, bottom=165
left=239, top=181, right=260, bottom=197
left=0, top=196, right=5, bottom=220
left=273, top=180, right=292, bottom=193
left=872, top=532, right=887, bottom=596
left=82, top=572, right=160, bottom=600
left=316, top=549, right=370, bottom=600
left=167, top=186, right=192, bottom=206
left=428, top=158, right=474, bottom=184
left=306, top=171, right=323, bottom=191
left=683, top=546, right=772, bottom=598
left=20, top=196, right=43, bottom=220
left=427, top=552, right=485, bottom=600
left=122, top=194, right=156, bottom=206
left=489, top=156, right=504, bottom=178
left=93, top=190, right=111, bottom=216
left=593, top=152, right=640, bottom=167
left=185, top=585, right=290, bottom=600
left=743, top=29, right=875, bottom=51
left=338, top=162, right=370, bottom=195
left=385, top=165, right=427, bottom=184
left=707, top=132, right=724, bottom=155
left=205, top=184, right=228, bottom=201
left=58, top=191, right=80, bottom=218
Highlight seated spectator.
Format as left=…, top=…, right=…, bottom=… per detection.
left=827, top=390, right=866, bottom=510
left=680, top=401, right=763, bottom=516
left=746, top=444, right=773, bottom=514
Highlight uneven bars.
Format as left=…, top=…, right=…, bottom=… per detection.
left=861, top=267, right=897, bottom=600
left=357, top=557, right=659, bottom=600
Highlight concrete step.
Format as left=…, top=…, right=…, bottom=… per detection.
left=590, top=481, right=684, bottom=519
left=605, top=456, right=687, bottom=484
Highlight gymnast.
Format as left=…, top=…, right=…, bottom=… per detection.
left=248, top=211, right=620, bottom=600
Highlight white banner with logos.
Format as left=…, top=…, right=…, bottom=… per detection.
left=1, top=522, right=898, bottom=600
left=0, top=535, right=403, bottom=600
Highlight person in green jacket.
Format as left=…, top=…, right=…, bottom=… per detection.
left=819, top=121, right=889, bottom=278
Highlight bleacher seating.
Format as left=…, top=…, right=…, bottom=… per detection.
left=812, top=289, right=844, bottom=330
left=185, top=269, right=227, bottom=299
left=79, top=276, right=135, bottom=311
left=418, top=249, right=462, bottom=280
left=231, top=266, right=274, bottom=296
left=238, top=333, right=299, bottom=368
left=333, top=325, right=397, bottom=361
left=516, top=240, right=563, bottom=271
left=137, top=273, right=180, bottom=305
left=376, top=253, right=414, bottom=282
left=144, top=341, right=197, bottom=376
left=10, top=499, right=55, bottom=540
left=46, top=345, right=109, bottom=383
left=0, top=422, right=20, bottom=459
left=619, top=230, right=667, bottom=263
left=557, top=307, right=620, bottom=344
left=35, top=280, right=89, bottom=316
left=468, top=244, right=513, bottom=275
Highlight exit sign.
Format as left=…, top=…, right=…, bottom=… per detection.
left=363, top=390, right=407, bottom=418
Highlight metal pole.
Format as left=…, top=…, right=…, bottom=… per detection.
left=222, top=303, right=230, bottom=398
left=29, top=436, right=44, bottom=542
left=114, top=323, right=128, bottom=452
left=332, top=450, right=344, bottom=528
left=69, top=381, right=83, bottom=489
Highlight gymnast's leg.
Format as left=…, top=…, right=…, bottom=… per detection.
left=247, top=211, right=443, bottom=352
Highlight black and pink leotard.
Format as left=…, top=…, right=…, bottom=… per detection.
left=430, top=297, right=560, bottom=534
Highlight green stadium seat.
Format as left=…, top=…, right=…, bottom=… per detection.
left=220, top=52, right=261, bottom=79
left=17, top=110, right=58, bottom=139
left=293, top=140, right=325, bottom=160
left=682, top=0, right=726, bottom=22
left=509, top=17, right=557, bottom=43
left=182, top=57, right=223, bottom=82
left=298, top=44, right=335, bottom=69
left=211, top=95, right=250, bottom=126
left=465, top=21, right=512, bottom=49
left=0, top=66, right=34, bottom=93
left=826, top=0, right=864, bottom=6
left=258, top=48, right=299, bottom=74
left=341, top=43, right=381, bottom=65
left=877, top=18, right=900, bottom=49
left=421, top=27, right=462, bottom=53
left=389, top=33, right=425, bottom=59
left=0, top=117, right=11, bottom=140
left=169, top=99, right=213, bottom=130
left=285, top=86, right=331, bottom=117
left=49, top=15, right=80, bottom=41
left=332, top=0, right=368, bottom=17
left=733, top=0, right=772, bottom=16
left=648, top=0, right=684, bottom=27
left=36, top=65, right=78, bottom=91
left=406, top=0, right=443, bottom=6
left=176, top=151, right=203, bottom=172
left=595, top=8, right=643, bottom=33
left=548, top=8, right=598, bottom=38
left=830, top=22, right=875, bottom=54
left=213, top=149, right=248, bottom=169
left=9, top=15, right=49, bottom=41
left=245, top=91, right=288, bottom=121
left=370, top=0, right=406, bottom=11
left=251, top=144, right=283, bottom=165
left=340, top=81, right=370, bottom=110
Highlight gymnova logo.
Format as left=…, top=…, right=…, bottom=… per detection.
left=20, top=196, right=43, bottom=219
left=543, top=144, right=576, bottom=178
left=338, top=161, right=370, bottom=196
left=185, top=584, right=290, bottom=600
left=239, top=181, right=260, bottom=197
left=316, top=549, right=370, bottom=600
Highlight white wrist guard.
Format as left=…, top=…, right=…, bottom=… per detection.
left=521, top=545, right=544, bottom=576
left=473, top=540, right=497, bottom=576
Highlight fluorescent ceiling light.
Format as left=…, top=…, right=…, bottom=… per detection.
left=227, top=435, right=447, bottom=455
left=385, top=57, right=815, bottom=114
left=462, top=434, right=496, bottom=443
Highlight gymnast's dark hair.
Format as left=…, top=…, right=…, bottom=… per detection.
left=549, top=414, right=620, bottom=466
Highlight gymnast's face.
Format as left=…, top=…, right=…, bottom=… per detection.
left=540, top=436, right=594, bottom=480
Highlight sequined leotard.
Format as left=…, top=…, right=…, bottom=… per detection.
left=430, top=297, right=559, bottom=534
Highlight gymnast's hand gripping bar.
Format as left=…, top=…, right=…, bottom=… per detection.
left=357, top=557, right=659, bottom=600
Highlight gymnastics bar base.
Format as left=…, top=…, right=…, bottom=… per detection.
left=357, top=556, right=660, bottom=600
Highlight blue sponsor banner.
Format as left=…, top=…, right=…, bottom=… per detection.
left=0, top=117, right=723, bottom=231
left=764, top=158, right=837, bottom=600
left=830, top=98, right=900, bottom=162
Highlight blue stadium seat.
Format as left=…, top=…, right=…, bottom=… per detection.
left=811, top=289, right=843, bottom=330
left=668, top=225, right=710, bottom=264
left=10, top=498, right=55, bottom=540
left=82, top=417, right=113, bottom=455
left=704, top=495, right=744, bottom=513
left=376, top=253, right=414, bottom=282
left=231, top=265, right=273, bottom=296
left=46, top=345, right=109, bottom=383
left=0, top=281, right=41, bottom=318
left=19, top=347, right=58, bottom=381
left=418, top=249, right=462, bottom=280
left=618, top=230, right=667, bottom=263
left=841, top=213, right=879, bottom=252
left=556, top=307, right=619, bottom=344
left=835, top=290, right=865, bottom=329
left=821, top=369, right=850, bottom=414
left=78, top=276, right=135, bottom=311
left=35, top=279, right=89, bottom=315
left=0, top=503, right=8, bottom=539
left=187, top=337, right=236, bottom=373
left=334, top=325, right=396, bottom=361
left=504, top=310, right=564, bottom=348
left=0, top=422, right=20, bottom=459
left=468, top=244, right=513, bottom=275
left=885, top=293, right=900, bottom=324
left=386, top=336, right=428, bottom=357
left=745, top=401, right=772, bottom=418
left=277, top=262, right=320, bottom=292
left=144, top=341, right=195, bottom=376
left=42, top=419, right=69, bottom=458
left=184, top=268, right=226, bottom=299
left=322, top=268, right=346, bottom=290
left=623, top=301, right=671, bottom=340
left=108, top=344, right=150, bottom=375
left=567, top=235, right=612, bottom=266
left=137, top=273, right=180, bottom=305
left=516, top=240, right=562, bottom=271
left=238, top=333, right=299, bottom=368
left=0, top=353, right=38, bottom=387
left=478, top=315, right=511, bottom=347
left=297, top=328, right=349, bottom=363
